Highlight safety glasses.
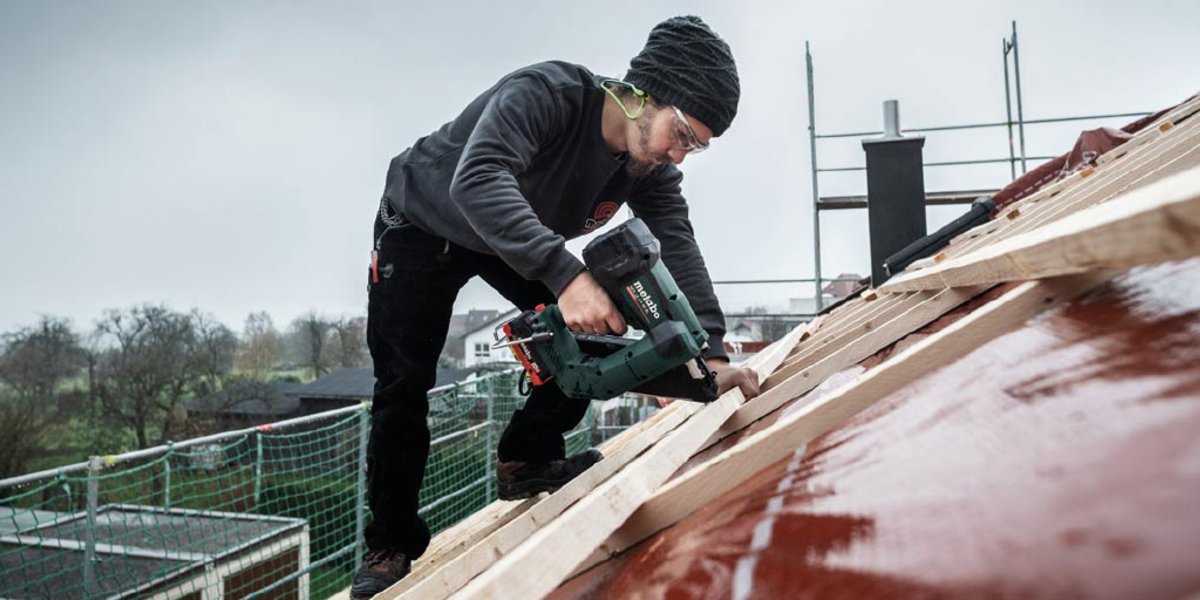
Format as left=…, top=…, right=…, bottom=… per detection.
left=669, top=106, right=709, bottom=154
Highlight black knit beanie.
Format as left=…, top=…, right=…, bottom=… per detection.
left=625, top=15, right=740, bottom=137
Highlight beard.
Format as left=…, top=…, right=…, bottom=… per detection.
left=625, top=110, right=671, bottom=177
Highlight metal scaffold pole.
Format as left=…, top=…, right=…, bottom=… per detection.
left=1003, top=37, right=1017, bottom=180
left=806, top=41, right=824, bottom=310
left=1010, top=20, right=1028, bottom=173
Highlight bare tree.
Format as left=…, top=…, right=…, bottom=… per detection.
left=0, top=316, right=85, bottom=478
left=290, top=311, right=334, bottom=379
left=235, top=311, right=280, bottom=379
left=191, top=310, right=238, bottom=395
left=331, top=316, right=368, bottom=369
left=91, top=305, right=237, bottom=449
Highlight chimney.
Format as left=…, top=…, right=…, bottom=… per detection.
left=862, top=100, right=927, bottom=286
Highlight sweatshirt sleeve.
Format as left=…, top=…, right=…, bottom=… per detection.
left=626, top=166, right=729, bottom=362
left=448, top=74, right=585, bottom=295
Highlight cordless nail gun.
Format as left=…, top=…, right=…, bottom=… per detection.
left=493, top=218, right=719, bottom=402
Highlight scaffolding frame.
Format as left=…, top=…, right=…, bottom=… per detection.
left=805, top=21, right=1151, bottom=309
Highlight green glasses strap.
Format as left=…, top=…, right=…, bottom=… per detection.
left=601, top=79, right=648, bottom=120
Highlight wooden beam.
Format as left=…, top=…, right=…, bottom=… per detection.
left=997, top=116, right=1200, bottom=240
left=454, top=392, right=742, bottom=599
left=442, top=323, right=807, bottom=599
left=881, top=165, right=1200, bottom=292
left=591, top=271, right=1112, bottom=567
left=708, top=285, right=987, bottom=450
left=384, top=319, right=809, bottom=599
left=385, top=398, right=696, bottom=599
left=900, top=96, right=1200, bottom=274
left=782, top=291, right=887, bottom=362
left=393, top=297, right=799, bottom=590
left=925, top=99, right=1200, bottom=263
left=765, top=288, right=979, bottom=391
left=778, top=291, right=926, bottom=373
left=888, top=119, right=1199, bottom=288
left=394, top=390, right=688, bottom=590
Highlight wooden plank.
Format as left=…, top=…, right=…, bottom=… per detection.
left=907, top=96, right=1200, bottom=268
left=996, top=115, right=1200, bottom=240
left=883, top=123, right=1200, bottom=292
left=400, top=295, right=794, bottom=588
left=780, top=291, right=894, bottom=365
left=386, top=398, right=696, bottom=599
left=778, top=292, right=888, bottom=367
left=395, top=390, right=686, bottom=589
left=746, top=315, right=814, bottom=374
left=591, top=271, right=1112, bottom=567
left=778, top=291, right=925, bottom=373
left=384, top=320, right=809, bottom=599
left=782, top=313, right=826, bottom=360
left=443, top=323, right=806, bottom=600
left=401, top=497, right=537, bottom=584
left=383, top=284, right=821, bottom=590
left=453, top=392, right=741, bottom=599
left=935, top=100, right=1200, bottom=260
left=881, top=165, right=1200, bottom=291
left=767, top=289, right=962, bottom=389
left=709, top=285, right=986, bottom=447
left=791, top=297, right=867, bottom=352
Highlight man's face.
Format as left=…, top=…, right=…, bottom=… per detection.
left=625, top=104, right=714, bottom=177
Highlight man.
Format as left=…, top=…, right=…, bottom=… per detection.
left=352, top=15, right=760, bottom=598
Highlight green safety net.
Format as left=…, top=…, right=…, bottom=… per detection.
left=0, top=370, right=640, bottom=599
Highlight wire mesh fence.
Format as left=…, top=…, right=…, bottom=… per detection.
left=0, top=369, right=652, bottom=599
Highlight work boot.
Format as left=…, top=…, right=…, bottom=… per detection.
left=349, top=548, right=411, bottom=600
left=496, top=448, right=604, bottom=500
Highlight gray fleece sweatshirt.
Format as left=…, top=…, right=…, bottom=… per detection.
left=383, top=61, right=727, bottom=360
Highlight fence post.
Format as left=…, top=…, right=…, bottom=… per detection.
left=596, top=399, right=604, bottom=444
left=355, top=402, right=370, bottom=572
left=254, top=433, right=264, bottom=508
left=164, top=443, right=173, bottom=510
left=485, top=392, right=496, bottom=501
left=83, top=456, right=102, bottom=598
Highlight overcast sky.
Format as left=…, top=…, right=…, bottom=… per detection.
left=2, top=0, right=1197, bottom=335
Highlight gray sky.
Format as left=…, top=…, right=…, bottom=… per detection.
left=2, top=0, right=1197, bottom=335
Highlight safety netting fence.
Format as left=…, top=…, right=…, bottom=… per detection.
left=0, top=369, right=637, bottom=599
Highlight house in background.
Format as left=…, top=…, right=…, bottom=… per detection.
left=189, top=366, right=482, bottom=426
left=462, top=309, right=521, bottom=368
left=725, top=318, right=763, bottom=344
left=288, top=367, right=376, bottom=414
left=822, top=272, right=867, bottom=299
left=442, top=309, right=502, bottom=365
left=788, top=272, right=867, bottom=315
left=186, top=380, right=303, bottom=430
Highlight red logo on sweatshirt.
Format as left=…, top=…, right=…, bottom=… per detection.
left=583, top=201, right=620, bottom=232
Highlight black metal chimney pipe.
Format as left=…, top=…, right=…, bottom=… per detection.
left=862, top=100, right=927, bottom=286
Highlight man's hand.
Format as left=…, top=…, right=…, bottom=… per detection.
left=558, top=271, right=627, bottom=335
left=706, top=358, right=761, bottom=399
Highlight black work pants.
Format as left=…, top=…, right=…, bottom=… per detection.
left=363, top=215, right=590, bottom=557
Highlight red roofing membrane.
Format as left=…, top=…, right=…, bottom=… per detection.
left=554, top=257, right=1200, bottom=599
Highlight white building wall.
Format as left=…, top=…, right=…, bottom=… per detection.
left=463, top=325, right=519, bottom=367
